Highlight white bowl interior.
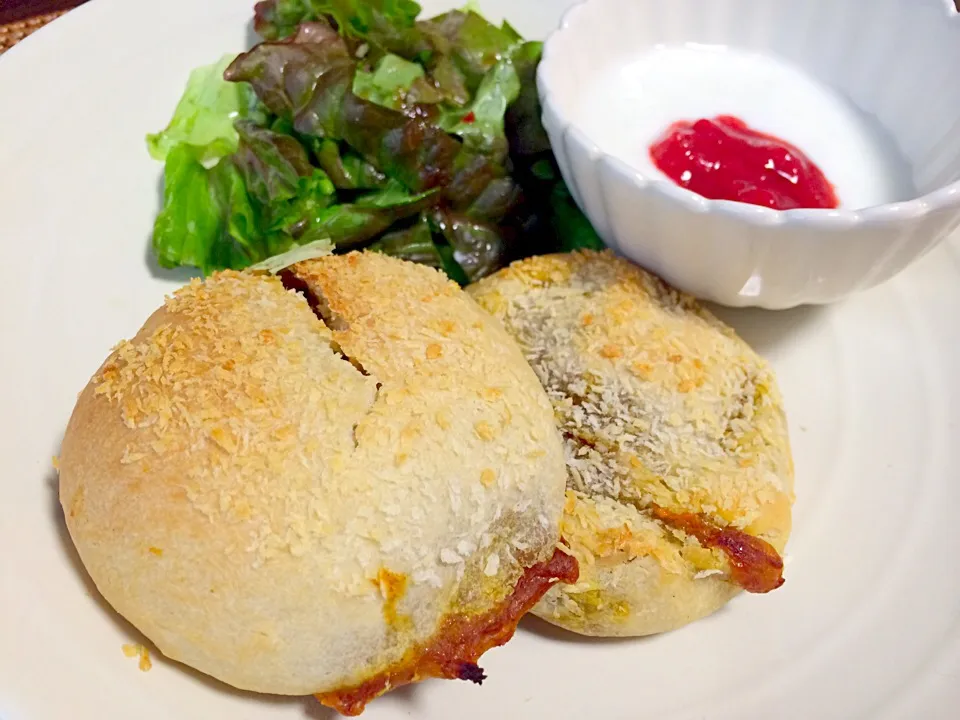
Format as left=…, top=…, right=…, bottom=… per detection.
left=546, top=0, right=960, bottom=208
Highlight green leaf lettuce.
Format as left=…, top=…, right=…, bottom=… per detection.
left=146, top=55, right=263, bottom=165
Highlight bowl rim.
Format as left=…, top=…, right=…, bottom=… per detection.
left=537, top=0, right=960, bottom=229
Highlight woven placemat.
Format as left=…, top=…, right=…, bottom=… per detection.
left=0, top=10, right=66, bottom=54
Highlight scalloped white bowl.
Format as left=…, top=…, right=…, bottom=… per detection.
left=538, top=0, right=960, bottom=308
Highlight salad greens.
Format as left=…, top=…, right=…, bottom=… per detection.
left=147, top=54, right=264, bottom=165
left=250, top=238, right=334, bottom=273
left=148, top=0, right=603, bottom=282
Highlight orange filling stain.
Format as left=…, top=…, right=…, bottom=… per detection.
left=372, top=568, right=410, bottom=630
left=650, top=505, right=784, bottom=593
left=316, top=549, right=579, bottom=716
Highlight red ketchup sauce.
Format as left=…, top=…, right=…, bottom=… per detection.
left=649, top=115, right=839, bottom=210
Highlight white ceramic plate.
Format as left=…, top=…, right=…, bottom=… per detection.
left=1, top=1, right=958, bottom=718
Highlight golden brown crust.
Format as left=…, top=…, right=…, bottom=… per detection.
left=468, top=251, right=794, bottom=636
left=59, top=253, right=567, bottom=696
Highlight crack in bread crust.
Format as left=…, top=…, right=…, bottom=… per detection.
left=60, top=253, right=570, bottom=695
left=468, top=251, right=794, bottom=636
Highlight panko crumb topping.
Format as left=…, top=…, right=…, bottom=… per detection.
left=86, top=253, right=566, bottom=623
left=94, top=270, right=372, bottom=571
left=122, top=643, right=152, bottom=672
left=469, top=251, right=794, bottom=585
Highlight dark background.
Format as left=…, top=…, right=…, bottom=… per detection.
left=1, top=0, right=86, bottom=25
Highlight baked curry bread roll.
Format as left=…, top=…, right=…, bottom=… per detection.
left=468, top=251, right=793, bottom=637
left=59, top=252, right=575, bottom=715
